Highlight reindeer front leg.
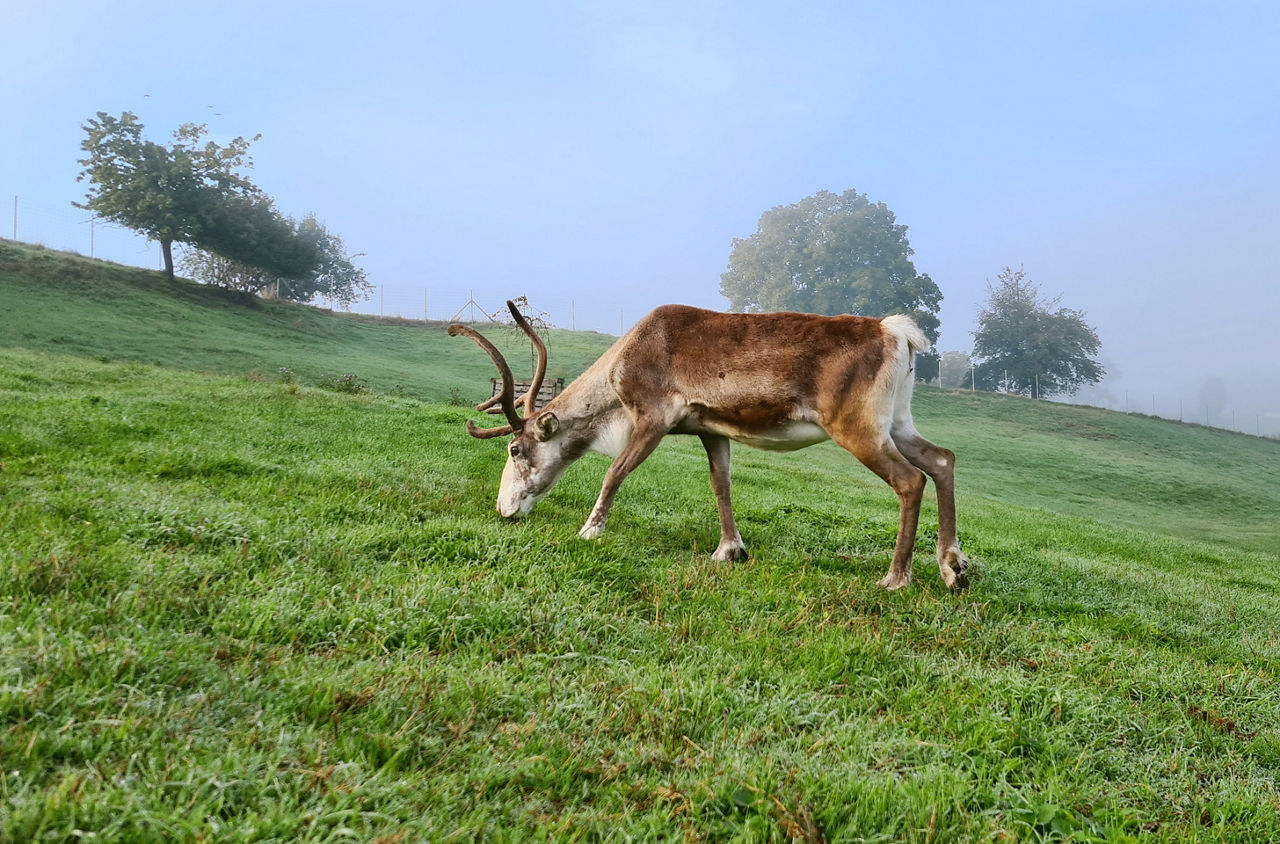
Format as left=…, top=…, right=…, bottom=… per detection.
left=579, top=421, right=668, bottom=539
left=699, top=434, right=747, bottom=561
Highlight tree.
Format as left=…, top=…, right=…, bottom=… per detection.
left=281, top=216, right=371, bottom=308
left=195, top=193, right=323, bottom=281
left=914, top=351, right=939, bottom=384
left=176, top=248, right=274, bottom=295
left=1198, top=376, right=1227, bottom=426
left=504, top=295, right=554, bottom=377
left=77, top=111, right=320, bottom=282
left=179, top=214, right=371, bottom=307
left=720, top=189, right=943, bottom=342
left=938, top=350, right=974, bottom=389
left=971, top=266, right=1103, bottom=398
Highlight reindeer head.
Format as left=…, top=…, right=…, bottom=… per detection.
left=449, top=301, right=570, bottom=518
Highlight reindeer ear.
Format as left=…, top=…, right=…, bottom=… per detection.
left=533, top=412, right=560, bottom=441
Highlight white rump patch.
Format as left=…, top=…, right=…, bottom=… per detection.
left=881, top=314, right=931, bottom=354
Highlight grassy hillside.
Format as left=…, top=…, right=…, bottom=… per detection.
left=911, top=388, right=1280, bottom=556
left=5, top=238, right=1277, bottom=554
left=0, top=239, right=617, bottom=404
left=2, top=243, right=1279, bottom=840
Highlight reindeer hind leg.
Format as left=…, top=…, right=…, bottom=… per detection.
left=826, top=419, right=926, bottom=590
left=891, top=423, right=969, bottom=590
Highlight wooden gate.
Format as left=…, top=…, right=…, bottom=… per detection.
left=487, top=377, right=565, bottom=412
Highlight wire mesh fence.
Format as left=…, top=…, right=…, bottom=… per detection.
left=6, top=194, right=164, bottom=270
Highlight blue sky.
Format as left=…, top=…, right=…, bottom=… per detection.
left=3, top=1, right=1279, bottom=429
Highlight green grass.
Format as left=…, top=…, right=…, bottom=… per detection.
left=1, top=244, right=1279, bottom=841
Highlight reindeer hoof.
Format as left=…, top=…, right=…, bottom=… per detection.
left=578, top=522, right=605, bottom=540
left=711, top=542, right=748, bottom=562
left=877, top=572, right=911, bottom=591
left=939, top=547, right=970, bottom=591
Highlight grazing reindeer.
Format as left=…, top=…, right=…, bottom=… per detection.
left=449, top=301, right=969, bottom=590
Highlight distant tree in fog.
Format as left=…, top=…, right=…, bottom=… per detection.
left=972, top=266, right=1103, bottom=398
left=720, top=189, right=943, bottom=343
left=1198, top=377, right=1228, bottom=425
left=938, top=350, right=974, bottom=389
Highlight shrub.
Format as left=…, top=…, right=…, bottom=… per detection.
left=317, top=373, right=366, bottom=394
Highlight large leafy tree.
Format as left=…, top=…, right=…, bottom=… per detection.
left=194, top=193, right=324, bottom=281
left=972, top=266, right=1104, bottom=398
left=179, top=215, right=371, bottom=307
left=720, top=189, right=943, bottom=342
left=76, top=112, right=319, bottom=282
left=275, top=215, right=371, bottom=307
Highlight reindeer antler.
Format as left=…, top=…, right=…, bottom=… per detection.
left=506, top=300, right=548, bottom=418
left=448, top=322, right=523, bottom=438
left=449, top=300, right=550, bottom=437
left=469, top=301, right=550, bottom=418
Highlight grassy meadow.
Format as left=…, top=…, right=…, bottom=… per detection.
left=1, top=242, right=1279, bottom=841
left=0, top=239, right=616, bottom=405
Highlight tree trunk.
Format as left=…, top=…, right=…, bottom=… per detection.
left=161, top=239, right=175, bottom=281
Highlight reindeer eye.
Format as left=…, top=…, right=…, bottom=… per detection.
left=509, top=443, right=522, bottom=458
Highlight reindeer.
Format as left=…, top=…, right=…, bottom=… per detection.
left=449, top=301, right=969, bottom=590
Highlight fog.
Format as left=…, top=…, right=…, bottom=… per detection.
left=3, top=3, right=1278, bottom=434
